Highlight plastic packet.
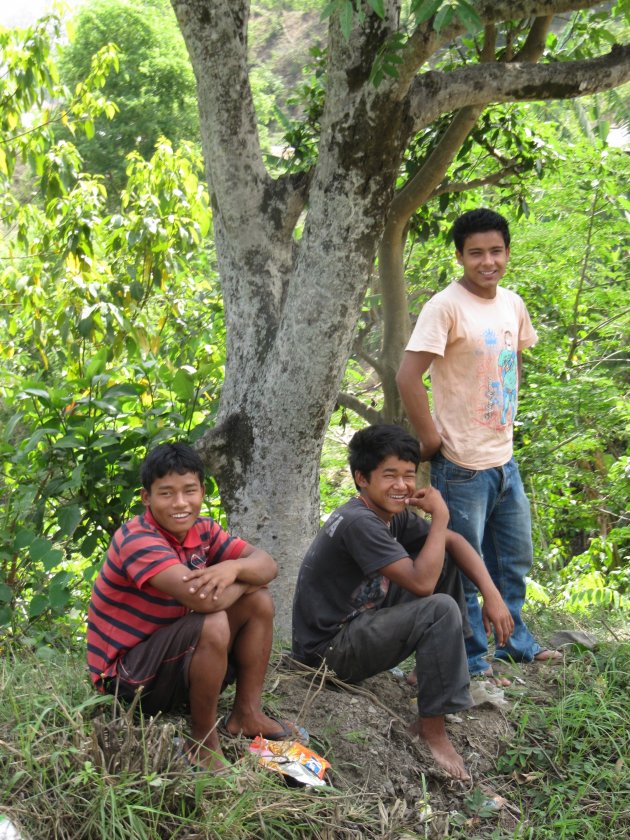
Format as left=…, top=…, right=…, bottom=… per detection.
left=249, top=736, right=331, bottom=787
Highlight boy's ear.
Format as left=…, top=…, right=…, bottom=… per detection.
left=455, top=249, right=463, bottom=265
left=140, top=488, right=151, bottom=507
left=354, top=470, right=369, bottom=488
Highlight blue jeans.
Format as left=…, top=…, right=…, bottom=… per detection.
left=430, top=453, right=542, bottom=675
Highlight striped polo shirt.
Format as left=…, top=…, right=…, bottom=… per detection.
left=86, top=508, right=246, bottom=689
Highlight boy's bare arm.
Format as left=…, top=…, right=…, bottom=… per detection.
left=445, top=531, right=514, bottom=645
left=151, top=546, right=277, bottom=611
left=378, top=488, right=450, bottom=596
left=396, top=350, right=442, bottom=461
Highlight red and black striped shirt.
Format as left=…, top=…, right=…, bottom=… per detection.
left=86, top=508, right=246, bottom=689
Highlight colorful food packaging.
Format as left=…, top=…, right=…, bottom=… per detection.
left=249, top=737, right=331, bottom=787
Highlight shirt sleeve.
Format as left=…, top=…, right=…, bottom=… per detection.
left=517, top=297, right=538, bottom=351
left=118, top=527, right=181, bottom=589
left=204, top=520, right=248, bottom=565
left=405, top=294, right=452, bottom=356
left=341, top=511, right=410, bottom=575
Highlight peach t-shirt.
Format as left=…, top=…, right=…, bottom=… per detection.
left=406, top=281, right=537, bottom=469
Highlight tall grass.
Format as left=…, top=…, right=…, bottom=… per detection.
left=489, top=641, right=629, bottom=839
left=0, top=652, right=389, bottom=839
left=1, top=630, right=628, bottom=839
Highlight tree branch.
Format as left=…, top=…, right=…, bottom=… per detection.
left=409, top=45, right=630, bottom=132
left=336, top=392, right=382, bottom=425
left=432, top=161, right=522, bottom=196
left=513, top=15, right=554, bottom=62
left=399, top=0, right=606, bottom=92
left=354, top=342, right=384, bottom=377
left=439, top=0, right=612, bottom=44
left=171, top=0, right=267, bottom=204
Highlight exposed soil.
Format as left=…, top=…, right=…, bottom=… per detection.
left=243, top=655, right=563, bottom=837
left=82, top=652, right=564, bottom=837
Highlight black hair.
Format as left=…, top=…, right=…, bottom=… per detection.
left=140, top=442, right=205, bottom=490
left=348, top=424, right=420, bottom=488
left=452, top=208, right=510, bottom=252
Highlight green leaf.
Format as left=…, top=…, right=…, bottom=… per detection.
left=29, top=537, right=56, bottom=563
left=49, top=587, right=70, bottom=610
left=172, top=368, right=195, bottom=401
left=0, top=583, right=13, bottom=603
left=54, top=435, right=84, bottom=449
left=80, top=533, right=100, bottom=558
left=434, top=3, right=455, bottom=31
left=20, top=387, right=50, bottom=402
left=85, top=347, right=109, bottom=379
left=42, top=549, right=63, bottom=571
left=0, top=606, right=12, bottom=626
left=411, top=0, right=443, bottom=26
left=14, top=529, right=36, bottom=550
left=366, top=0, right=385, bottom=18
left=91, top=399, right=120, bottom=415
left=454, top=0, right=482, bottom=32
left=102, top=383, right=142, bottom=399
left=339, top=0, right=354, bottom=39
left=28, top=593, right=49, bottom=618
left=57, top=504, right=82, bottom=537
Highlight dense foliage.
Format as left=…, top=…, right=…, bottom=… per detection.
left=0, top=14, right=222, bottom=646
left=0, top=4, right=627, bottom=652
left=58, top=0, right=199, bottom=193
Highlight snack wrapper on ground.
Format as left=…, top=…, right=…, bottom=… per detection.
left=249, top=737, right=331, bottom=787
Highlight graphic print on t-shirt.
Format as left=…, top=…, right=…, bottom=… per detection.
left=347, top=574, right=390, bottom=621
left=476, top=327, right=518, bottom=430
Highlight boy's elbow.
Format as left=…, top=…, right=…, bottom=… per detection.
left=395, top=366, right=409, bottom=394
left=260, top=552, right=278, bottom=582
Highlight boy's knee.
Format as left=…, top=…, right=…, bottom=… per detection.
left=199, top=611, right=231, bottom=650
left=422, top=593, right=462, bottom=626
left=246, top=586, right=275, bottom=621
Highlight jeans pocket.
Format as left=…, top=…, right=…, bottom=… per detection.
left=442, top=459, right=478, bottom=484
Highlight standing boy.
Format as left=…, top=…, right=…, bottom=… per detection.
left=396, top=208, right=559, bottom=681
left=87, top=442, right=305, bottom=771
left=292, top=424, right=514, bottom=780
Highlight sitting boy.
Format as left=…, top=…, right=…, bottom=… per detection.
left=291, top=424, right=514, bottom=780
left=87, top=442, right=304, bottom=771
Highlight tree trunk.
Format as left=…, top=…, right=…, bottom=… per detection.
left=171, top=0, right=630, bottom=632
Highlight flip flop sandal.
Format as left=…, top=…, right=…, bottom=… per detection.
left=472, top=670, right=511, bottom=687
left=219, top=715, right=309, bottom=745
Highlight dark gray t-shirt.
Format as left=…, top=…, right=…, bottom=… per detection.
left=291, top=497, right=430, bottom=664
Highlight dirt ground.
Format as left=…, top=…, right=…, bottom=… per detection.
left=242, top=655, right=560, bottom=837
left=85, top=650, right=564, bottom=837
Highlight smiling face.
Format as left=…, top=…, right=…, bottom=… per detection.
left=141, top=470, right=204, bottom=542
left=354, top=454, right=418, bottom=523
left=456, top=230, right=510, bottom=299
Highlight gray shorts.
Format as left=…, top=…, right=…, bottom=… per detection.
left=105, top=612, right=234, bottom=715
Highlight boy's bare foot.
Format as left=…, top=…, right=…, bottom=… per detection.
left=409, top=715, right=470, bottom=781
left=480, top=668, right=511, bottom=687
left=222, top=711, right=308, bottom=743
left=534, top=648, right=562, bottom=663
left=183, top=737, right=228, bottom=774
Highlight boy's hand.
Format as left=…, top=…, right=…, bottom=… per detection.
left=481, top=593, right=514, bottom=647
left=406, top=486, right=449, bottom=521
left=182, top=562, right=239, bottom=602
